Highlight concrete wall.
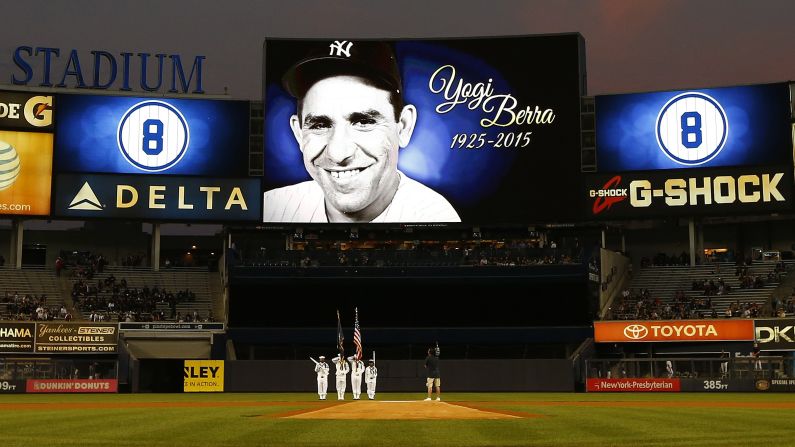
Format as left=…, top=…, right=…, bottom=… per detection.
left=224, top=359, right=574, bottom=392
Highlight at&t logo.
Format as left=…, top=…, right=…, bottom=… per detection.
left=623, top=324, right=649, bottom=340
left=656, top=92, right=728, bottom=166
left=117, top=100, right=190, bottom=172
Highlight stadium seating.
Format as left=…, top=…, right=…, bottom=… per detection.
left=610, top=260, right=792, bottom=319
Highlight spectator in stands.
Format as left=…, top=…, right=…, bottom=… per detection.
left=55, top=256, right=64, bottom=277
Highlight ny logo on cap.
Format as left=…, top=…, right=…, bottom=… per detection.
left=329, top=40, right=353, bottom=57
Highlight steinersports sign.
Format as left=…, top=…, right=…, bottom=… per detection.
left=34, top=323, right=117, bottom=354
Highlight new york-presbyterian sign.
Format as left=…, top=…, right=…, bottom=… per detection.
left=10, top=46, right=205, bottom=94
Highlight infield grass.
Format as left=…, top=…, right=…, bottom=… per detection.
left=0, top=392, right=792, bottom=447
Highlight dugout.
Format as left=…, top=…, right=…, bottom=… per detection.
left=119, top=324, right=226, bottom=393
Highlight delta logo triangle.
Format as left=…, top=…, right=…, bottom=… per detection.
left=68, top=182, right=103, bottom=211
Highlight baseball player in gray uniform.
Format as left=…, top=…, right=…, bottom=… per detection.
left=314, top=356, right=329, bottom=400
left=365, top=359, right=378, bottom=400
left=262, top=40, right=460, bottom=224
left=332, top=356, right=350, bottom=400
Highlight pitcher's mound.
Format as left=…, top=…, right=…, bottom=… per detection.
left=286, top=400, right=520, bottom=420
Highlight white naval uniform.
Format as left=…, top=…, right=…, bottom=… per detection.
left=314, top=361, right=329, bottom=400
left=333, top=357, right=350, bottom=400
left=365, top=365, right=378, bottom=399
left=349, top=359, right=365, bottom=399
left=262, top=171, right=461, bottom=223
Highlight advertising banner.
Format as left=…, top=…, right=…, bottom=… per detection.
left=52, top=173, right=261, bottom=222
left=54, top=94, right=249, bottom=176
left=754, top=319, right=795, bottom=351
left=34, top=323, right=117, bottom=354
left=0, top=131, right=53, bottom=216
left=585, top=166, right=793, bottom=219
left=0, top=322, right=35, bottom=353
left=594, top=320, right=755, bottom=343
left=184, top=360, right=224, bottom=392
left=595, top=83, right=791, bottom=171
left=0, top=91, right=53, bottom=131
left=26, top=379, right=118, bottom=393
left=119, top=322, right=225, bottom=331
left=262, top=35, right=585, bottom=224
left=587, top=378, right=680, bottom=392
left=755, top=378, right=795, bottom=392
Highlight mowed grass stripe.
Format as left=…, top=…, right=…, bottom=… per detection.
left=0, top=393, right=794, bottom=446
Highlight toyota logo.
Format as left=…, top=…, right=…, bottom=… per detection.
left=624, top=324, right=649, bottom=340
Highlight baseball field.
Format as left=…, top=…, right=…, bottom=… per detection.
left=0, top=392, right=792, bottom=446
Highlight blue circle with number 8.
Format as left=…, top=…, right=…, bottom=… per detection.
left=655, top=92, right=727, bottom=166
left=117, top=100, right=190, bottom=172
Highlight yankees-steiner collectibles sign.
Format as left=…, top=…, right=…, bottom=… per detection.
left=594, top=320, right=755, bottom=343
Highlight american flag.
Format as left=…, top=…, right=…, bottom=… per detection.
left=353, top=307, right=363, bottom=361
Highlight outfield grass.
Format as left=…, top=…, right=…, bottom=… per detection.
left=0, top=392, right=793, bottom=446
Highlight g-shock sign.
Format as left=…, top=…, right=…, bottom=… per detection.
left=656, top=92, right=728, bottom=166
left=585, top=168, right=792, bottom=218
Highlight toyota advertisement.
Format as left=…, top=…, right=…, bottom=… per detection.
left=594, top=320, right=755, bottom=343
left=262, top=35, right=586, bottom=224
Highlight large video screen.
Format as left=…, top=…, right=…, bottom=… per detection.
left=0, top=91, right=53, bottom=216
left=595, top=83, right=791, bottom=171
left=54, top=94, right=249, bottom=176
left=262, top=35, right=585, bottom=224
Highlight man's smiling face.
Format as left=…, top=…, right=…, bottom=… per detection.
left=290, top=76, right=405, bottom=220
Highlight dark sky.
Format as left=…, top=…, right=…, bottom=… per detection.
left=1, top=0, right=793, bottom=98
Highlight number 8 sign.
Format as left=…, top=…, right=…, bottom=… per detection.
left=117, top=100, right=190, bottom=172
left=656, top=92, right=728, bottom=166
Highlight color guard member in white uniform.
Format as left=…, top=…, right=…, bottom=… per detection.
left=365, top=359, right=378, bottom=400
left=333, top=356, right=350, bottom=400
left=348, top=356, right=365, bottom=400
left=314, top=356, right=329, bottom=400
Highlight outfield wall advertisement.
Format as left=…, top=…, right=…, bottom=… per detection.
left=587, top=378, right=756, bottom=393
left=184, top=360, right=224, bottom=392
left=25, top=379, right=118, bottom=393
left=262, top=35, right=586, bottom=224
